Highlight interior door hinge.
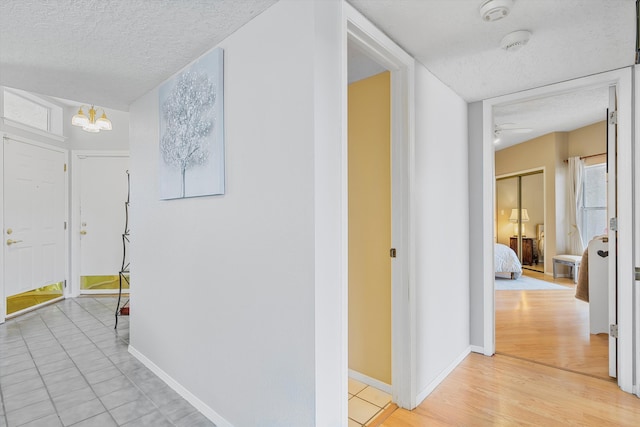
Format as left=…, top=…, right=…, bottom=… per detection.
left=64, top=280, right=67, bottom=289
left=608, top=110, right=617, bottom=125
left=609, top=217, right=618, bottom=231
left=64, top=221, right=67, bottom=230
left=64, top=163, right=67, bottom=172
left=610, top=324, right=618, bottom=339
left=390, top=248, right=397, bottom=258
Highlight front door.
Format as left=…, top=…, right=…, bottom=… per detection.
left=3, top=137, right=66, bottom=316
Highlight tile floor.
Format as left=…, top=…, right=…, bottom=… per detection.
left=347, top=378, right=392, bottom=426
left=0, top=297, right=215, bottom=427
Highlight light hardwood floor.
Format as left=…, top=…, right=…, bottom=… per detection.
left=496, top=269, right=609, bottom=379
left=379, top=271, right=639, bottom=426
left=380, top=353, right=640, bottom=426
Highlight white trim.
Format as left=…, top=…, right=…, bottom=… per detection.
left=633, top=65, right=640, bottom=398
left=70, top=150, right=130, bottom=297
left=128, top=345, right=233, bottom=427
left=415, top=346, right=471, bottom=406
left=482, top=68, right=635, bottom=392
left=348, top=370, right=392, bottom=395
left=1, top=118, right=66, bottom=142
left=345, top=3, right=416, bottom=410
left=470, top=345, right=485, bottom=354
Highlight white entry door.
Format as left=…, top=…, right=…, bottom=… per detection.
left=77, top=154, right=129, bottom=292
left=3, top=137, right=66, bottom=299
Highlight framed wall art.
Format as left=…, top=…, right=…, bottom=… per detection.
left=158, top=47, right=224, bottom=199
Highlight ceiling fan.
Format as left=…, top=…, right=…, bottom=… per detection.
left=494, top=123, right=532, bottom=143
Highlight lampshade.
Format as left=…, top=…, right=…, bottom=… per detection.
left=72, top=105, right=112, bottom=133
left=509, top=208, right=529, bottom=222
left=509, top=208, right=529, bottom=236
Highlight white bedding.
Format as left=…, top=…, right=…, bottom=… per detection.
left=495, top=243, right=522, bottom=279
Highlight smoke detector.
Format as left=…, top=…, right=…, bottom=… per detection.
left=501, top=30, right=531, bottom=51
left=480, top=0, right=514, bottom=22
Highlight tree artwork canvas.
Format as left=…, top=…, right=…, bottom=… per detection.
left=159, top=48, right=224, bottom=199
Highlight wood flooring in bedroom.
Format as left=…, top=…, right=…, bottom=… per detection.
left=496, top=268, right=610, bottom=380
left=378, top=270, right=634, bottom=427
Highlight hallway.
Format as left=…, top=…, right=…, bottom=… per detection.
left=0, top=298, right=214, bottom=427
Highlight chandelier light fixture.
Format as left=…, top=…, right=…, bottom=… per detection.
left=71, top=105, right=112, bottom=133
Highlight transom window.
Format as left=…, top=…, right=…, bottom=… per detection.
left=3, top=89, right=51, bottom=131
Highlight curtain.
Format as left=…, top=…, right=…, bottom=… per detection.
left=566, top=157, right=585, bottom=254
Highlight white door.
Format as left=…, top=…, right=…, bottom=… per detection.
left=607, top=85, right=617, bottom=378
left=4, top=138, right=66, bottom=300
left=78, top=155, right=129, bottom=292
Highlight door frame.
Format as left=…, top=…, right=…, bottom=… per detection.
left=70, top=150, right=129, bottom=297
left=0, top=134, right=69, bottom=323
left=344, top=3, right=416, bottom=409
left=482, top=68, right=634, bottom=393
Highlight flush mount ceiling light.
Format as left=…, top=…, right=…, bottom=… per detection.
left=501, top=30, right=531, bottom=51
left=480, top=0, right=514, bottom=22
left=71, top=105, right=112, bottom=133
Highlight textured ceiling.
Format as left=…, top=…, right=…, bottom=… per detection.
left=0, top=0, right=636, bottom=144
left=0, top=0, right=277, bottom=111
left=348, top=0, right=635, bottom=102
left=493, top=86, right=610, bottom=149
left=346, top=0, right=634, bottom=149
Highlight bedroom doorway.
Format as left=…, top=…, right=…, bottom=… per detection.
left=490, top=80, right=620, bottom=382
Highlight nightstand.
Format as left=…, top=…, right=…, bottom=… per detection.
left=510, top=236, right=534, bottom=265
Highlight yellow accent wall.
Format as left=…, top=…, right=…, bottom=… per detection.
left=348, top=71, right=391, bottom=384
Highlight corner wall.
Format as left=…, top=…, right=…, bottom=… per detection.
left=414, top=63, right=470, bottom=401
left=128, top=1, right=322, bottom=425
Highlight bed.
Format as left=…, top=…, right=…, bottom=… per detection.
left=495, top=243, right=522, bottom=279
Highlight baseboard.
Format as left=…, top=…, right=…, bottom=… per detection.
left=470, top=345, right=484, bottom=354
left=128, top=345, right=233, bottom=427
left=415, top=346, right=471, bottom=405
left=348, top=369, right=392, bottom=394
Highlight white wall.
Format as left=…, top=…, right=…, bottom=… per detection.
left=129, top=1, right=336, bottom=425
left=414, top=63, right=470, bottom=400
